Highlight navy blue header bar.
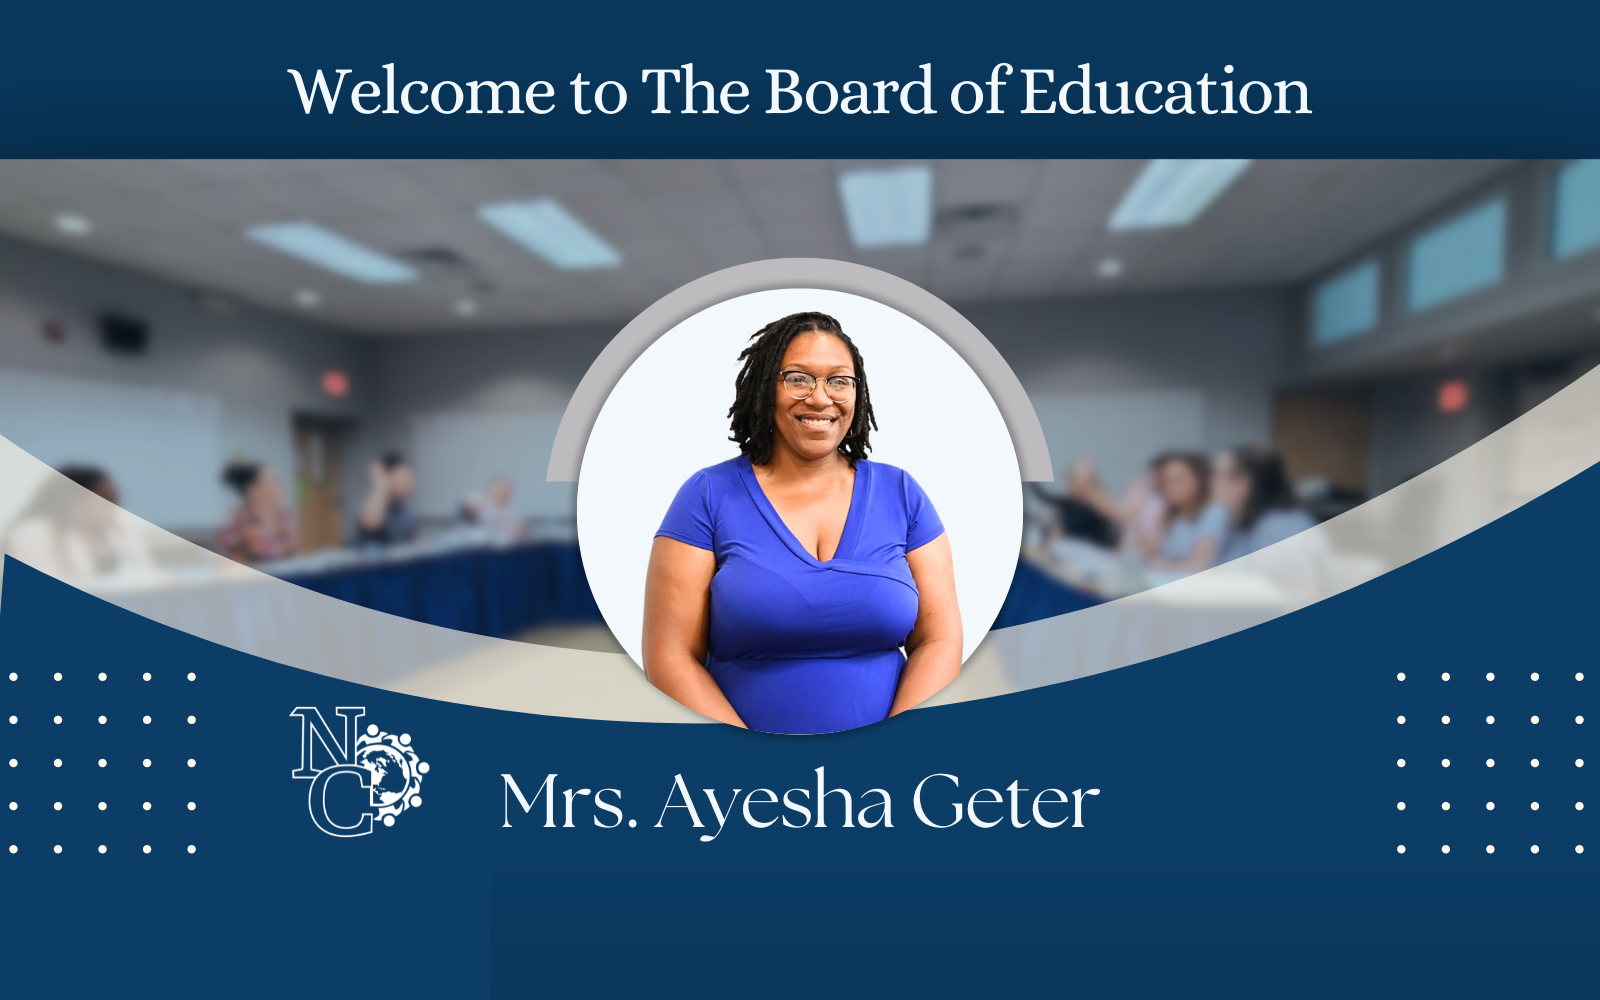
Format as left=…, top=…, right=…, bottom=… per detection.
left=6, top=1, right=1598, bottom=156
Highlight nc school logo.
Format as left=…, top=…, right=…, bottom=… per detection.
left=290, top=707, right=428, bottom=837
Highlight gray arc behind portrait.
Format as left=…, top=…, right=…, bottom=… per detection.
left=575, top=287, right=1024, bottom=670
left=548, top=258, right=1052, bottom=483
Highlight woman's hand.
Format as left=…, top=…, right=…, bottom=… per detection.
left=890, top=533, right=962, bottom=717
left=642, top=536, right=748, bottom=728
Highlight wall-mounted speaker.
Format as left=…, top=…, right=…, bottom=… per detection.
left=99, top=313, right=148, bottom=354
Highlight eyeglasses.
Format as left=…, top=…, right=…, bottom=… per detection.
left=779, top=370, right=858, bottom=402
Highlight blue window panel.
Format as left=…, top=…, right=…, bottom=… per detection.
left=1553, top=159, right=1600, bottom=259
left=1312, top=259, right=1380, bottom=346
left=1407, top=199, right=1506, bottom=312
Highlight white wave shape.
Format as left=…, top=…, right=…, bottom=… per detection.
left=930, top=363, right=1600, bottom=707
left=3, top=364, right=1599, bottom=724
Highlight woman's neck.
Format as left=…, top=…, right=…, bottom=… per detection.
left=758, top=442, right=851, bottom=487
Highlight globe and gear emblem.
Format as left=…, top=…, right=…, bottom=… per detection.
left=355, top=724, right=427, bottom=827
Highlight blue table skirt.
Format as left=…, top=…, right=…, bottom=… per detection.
left=990, top=556, right=1103, bottom=630
left=281, top=542, right=603, bottom=640
left=281, top=545, right=1096, bottom=641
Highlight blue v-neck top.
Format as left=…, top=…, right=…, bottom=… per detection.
left=656, top=455, right=945, bottom=735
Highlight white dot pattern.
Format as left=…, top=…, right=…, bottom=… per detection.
left=1393, top=665, right=1587, bottom=859
left=3, top=660, right=204, bottom=860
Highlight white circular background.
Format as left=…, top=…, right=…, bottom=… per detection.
left=577, top=288, right=1022, bottom=669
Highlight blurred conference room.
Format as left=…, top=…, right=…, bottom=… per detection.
left=0, top=158, right=1597, bottom=683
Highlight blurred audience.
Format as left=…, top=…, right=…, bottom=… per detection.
left=358, top=452, right=419, bottom=544
left=1213, top=446, right=1317, bottom=561
left=1064, top=452, right=1227, bottom=572
left=217, top=460, right=298, bottom=563
left=1064, top=455, right=1167, bottom=554
left=4, top=465, right=151, bottom=581
left=460, top=474, right=526, bottom=543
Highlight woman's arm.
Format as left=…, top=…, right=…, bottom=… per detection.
left=890, top=533, right=963, bottom=717
left=1123, top=479, right=1166, bottom=560
left=1066, top=456, right=1128, bottom=525
left=358, top=461, right=389, bottom=534
left=1149, top=535, right=1218, bottom=573
left=641, top=536, right=747, bottom=728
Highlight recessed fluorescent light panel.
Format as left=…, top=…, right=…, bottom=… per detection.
left=838, top=165, right=934, bottom=249
left=245, top=222, right=418, bottom=284
left=54, top=212, right=93, bottom=236
left=478, top=198, right=622, bottom=270
left=1109, top=159, right=1252, bottom=231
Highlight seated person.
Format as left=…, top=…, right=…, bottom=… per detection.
left=357, top=452, right=420, bottom=544
left=1028, top=476, right=1119, bottom=549
left=217, top=460, right=298, bottom=563
left=1065, top=454, right=1173, bottom=556
left=1137, top=451, right=1227, bottom=573
left=4, top=465, right=149, bottom=581
left=1213, top=446, right=1317, bottom=562
left=459, top=475, right=526, bottom=543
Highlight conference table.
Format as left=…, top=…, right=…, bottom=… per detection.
left=270, top=536, right=604, bottom=641
left=271, top=539, right=1094, bottom=640
left=66, top=519, right=1102, bottom=697
left=991, top=555, right=1104, bottom=628
left=272, top=540, right=1094, bottom=639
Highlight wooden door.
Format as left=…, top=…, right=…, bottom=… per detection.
left=1273, top=389, right=1372, bottom=495
left=293, top=417, right=345, bottom=552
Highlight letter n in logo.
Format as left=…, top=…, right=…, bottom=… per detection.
left=290, top=706, right=372, bottom=838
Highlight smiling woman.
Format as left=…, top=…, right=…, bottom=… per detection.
left=641, top=311, right=962, bottom=735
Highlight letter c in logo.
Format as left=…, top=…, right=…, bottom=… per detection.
left=308, top=764, right=374, bottom=838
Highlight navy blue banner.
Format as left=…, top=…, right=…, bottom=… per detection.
left=3, top=1, right=1597, bottom=156
left=2, top=458, right=1592, bottom=997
